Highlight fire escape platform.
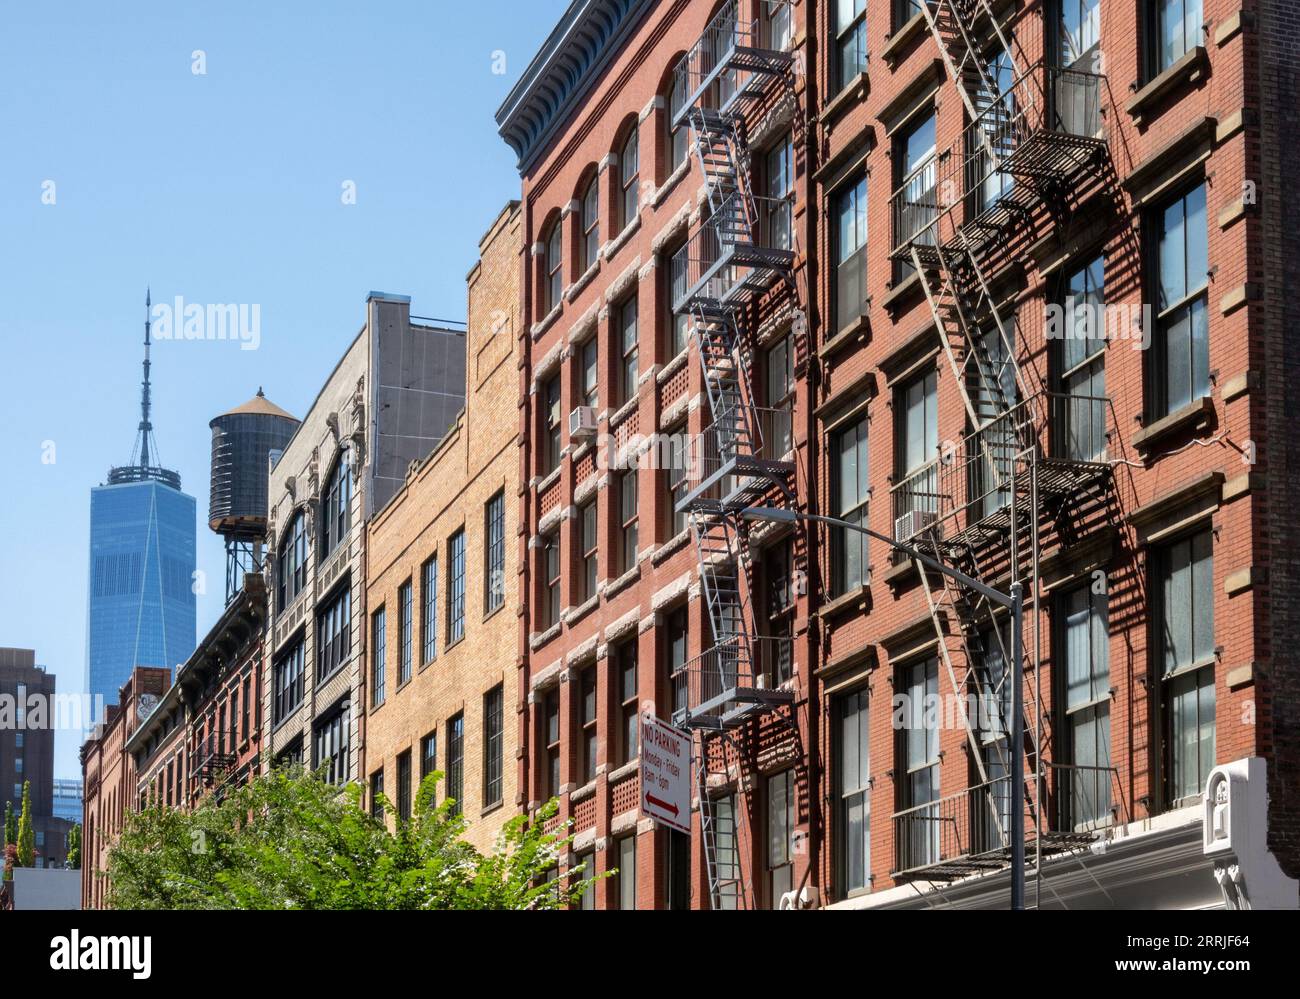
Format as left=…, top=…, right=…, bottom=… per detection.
left=891, top=829, right=1103, bottom=883
left=677, top=456, right=795, bottom=515
left=675, top=686, right=796, bottom=732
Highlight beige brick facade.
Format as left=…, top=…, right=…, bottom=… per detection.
left=363, top=202, right=522, bottom=852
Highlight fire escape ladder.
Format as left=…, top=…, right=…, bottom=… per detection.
left=697, top=730, right=751, bottom=910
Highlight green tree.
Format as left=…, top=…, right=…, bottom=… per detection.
left=16, top=782, right=34, bottom=868
left=3, top=800, right=14, bottom=848
left=66, top=823, right=82, bottom=870
left=104, top=767, right=598, bottom=910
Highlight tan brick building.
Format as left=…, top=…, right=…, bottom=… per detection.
left=362, top=203, right=522, bottom=852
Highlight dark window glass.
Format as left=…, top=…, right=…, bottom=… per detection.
left=485, top=491, right=506, bottom=613
left=448, top=530, right=466, bottom=644
left=484, top=686, right=504, bottom=807
left=446, top=713, right=464, bottom=815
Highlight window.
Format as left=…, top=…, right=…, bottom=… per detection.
left=446, top=713, right=464, bottom=815
left=271, top=645, right=304, bottom=723
left=370, top=770, right=384, bottom=820
left=421, top=555, right=437, bottom=664
left=894, top=112, right=937, bottom=277
left=834, top=0, right=867, bottom=92
left=765, top=334, right=795, bottom=459
left=665, top=427, right=689, bottom=538
left=577, top=852, right=597, bottom=909
left=398, top=579, right=413, bottom=686
left=667, top=830, right=691, bottom=910
left=542, top=532, right=561, bottom=629
left=580, top=667, right=598, bottom=785
left=229, top=688, right=239, bottom=745
left=317, top=585, right=351, bottom=681
left=542, top=375, right=562, bottom=474
left=617, top=835, right=637, bottom=910
left=1157, top=529, right=1215, bottom=804
left=1060, top=0, right=1101, bottom=68
left=484, top=685, right=504, bottom=807
left=420, top=731, right=437, bottom=804
left=1059, top=584, right=1112, bottom=829
left=617, top=295, right=639, bottom=404
left=544, top=221, right=563, bottom=312
left=667, top=63, right=689, bottom=172
left=894, top=0, right=924, bottom=29
left=1151, top=0, right=1202, bottom=75
left=713, top=794, right=741, bottom=909
left=831, top=413, right=869, bottom=595
left=543, top=688, right=561, bottom=798
left=619, top=468, right=639, bottom=574
left=277, top=511, right=308, bottom=610
left=314, top=704, right=351, bottom=786
left=766, top=770, right=794, bottom=908
left=447, top=529, right=466, bottom=645
left=581, top=175, right=600, bottom=272
left=833, top=175, right=868, bottom=331
left=666, top=606, right=688, bottom=719
left=971, top=51, right=1016, bottom=213
left=580, top=501, right=598, bottom=602
left=320, top=453, right=351, bottom=561
left=1152, top=183, right=1209, bottom=417
left=899, top=657, right=940, bottom=870
left=1058, top=255, right=1107, bottom=461
left=895, top=369, right=939, bottom=540
left=836, top=688, right=870, bottom=896
left=619, top=126, right=640, bottom=229
left=580, top=337, right=599, bottom=408
left=241, top=677, right=251, bottom=741
left=396, top=751, right=412, bottom=822
left=616, top=640, right=639, bottom=764
left=485, top=490, right=506, bottom=614
left=762, top=543, right=794, bottom=686
left=668, top=240, right=690, bottom=356
left=764, top=0, right=792, bottom=50
left=763, top=134, right=793, bottom=251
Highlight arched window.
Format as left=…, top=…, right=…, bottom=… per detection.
left=619, top=126, right=640, bottom=229
left=667, top=65, right=689, bottom=173
left=581, top=175, right=600, bottom=271
left=544, top=220, right=563, bottom=311
left=277, top=510, right=308, bottom=611
left=321, top=451, right=351, bottom=560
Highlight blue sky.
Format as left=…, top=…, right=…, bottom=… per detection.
left=0, top=0, right=568, bottom=778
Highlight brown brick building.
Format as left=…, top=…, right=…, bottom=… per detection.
left=499, top=0, right=1300, bottom=909
left=362, top=203, right=522, bottom=852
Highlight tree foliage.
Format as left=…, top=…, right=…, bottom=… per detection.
left=66, top=823, right=82, bottom=870
left=104, top=767, right=597, bottom=910
left=16, top=782, right=34, bottom=869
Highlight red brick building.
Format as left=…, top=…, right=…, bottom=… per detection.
left=500, top=0, right=1300, bottom=909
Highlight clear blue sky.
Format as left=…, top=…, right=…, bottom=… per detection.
left=0, top=0, right=568, bottom=778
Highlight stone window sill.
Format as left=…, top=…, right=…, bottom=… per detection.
left=1132, top=396, right=1214, bottom=454
left=531, top=302, right=562, bottom=341
left=1126, top=46, right=1209, bottom=125
left=881, top=269, right=924, bottom=314
left=881, top=12, right=927, bottom=69
left=652, top=529, right=692, bottom=565
left=820, top=71, right=868, bottom=126
left=565, top=260, right=601, bottom=303
left=529, top=623, right=561, bottom=651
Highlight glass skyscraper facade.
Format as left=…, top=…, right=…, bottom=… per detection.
left=86, top=479, right=196, bottom=709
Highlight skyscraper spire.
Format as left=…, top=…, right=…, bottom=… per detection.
left=109, top=288, right=181, bottom=489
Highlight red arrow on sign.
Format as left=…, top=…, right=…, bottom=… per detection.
left=645, top=792, right=679, bottom=817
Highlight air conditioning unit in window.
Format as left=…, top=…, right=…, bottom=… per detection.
left=894, top=510, right=939, bottom=544
left=569, top=406, right=598, bottom=439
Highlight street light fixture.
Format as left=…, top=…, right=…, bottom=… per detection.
left=739, top=505, right=1026, bottom=911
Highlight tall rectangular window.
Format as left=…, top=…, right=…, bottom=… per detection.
left=668, top=240, right=690, bottom=356
left=763, top=134, right=793, bottom=251
left=666, top=606, right=689, bottom=719
left=420, top=732, right=437, bottom=802
left=766, top=770, right=794, bottom=908
left=617, top=640, right=639, bottom=764
left=421, top=555, right=437, bottom=664
left=714, top=794, right=741, bottom=910
left=543, top=689, right=561, bottom=798
left=836, top=689, right=870, bottom=896
left=894, top=112, right=937, bottom=278
left=1059, top=584, right=1112, bottom=828
left=619, top=469, right=639, bottom=575
left=371, top=606, right=386, bottom=707
left=899, top=657, right=940, bottom=870
left=484, top=491, right=506, bottom=614
left=446, top=713, right=464, bottom=815
left=483, top=686, right=504, bottom=808
left=542, top=532, right=561, bottom=629
left=1157, top=529, right=1215, bottom=804
left=665, top=428, right=689, bottom=538
left=1152, top=0, right=1202, bottom=75
left=835, top=0, right=867, bottom=91
left=620, top=126, right=639, bottom=229
left=314, top=703, right=351, bottom=786
left=617, top=835, right=637, bottom=910
left=241, top=676, right=251, bottom=741
left=1153, top=183, right=1209, bottom=417
left=396, top=750, right=412, bottom=822
left=447, top=529, right=466, bottom=645
left=273, top=641, right=305, bottom=724
left=581, top=337, right=599, bottom=408
left=316, top=585, right=352, bottom=681
left=542, top=375, right=562, bottom=475
left=832, top=413, right=869, bottom=595
left=1058, top=256, right=1107, bottom=461
left=581, top=176, right=600, bottom=272
left=895, top=370, right=939, bottom=543
left=397, top=579, right=413, bottom=686
left=370, top=770, right=384, bottom=820
left=762, top=543, right=794, bottom=687
left=618, top=296, right=639, bottom=405
left=765, top=335, right=795, bottom=459
left=667, top=61, right=689, bottom=172
left=545, top=223, right=562, bottom=313
left=580, top=667, right=598, bottom=785
left=833, top=175, right=868, bottom=331
left=580, top=501, right=598, bottom=602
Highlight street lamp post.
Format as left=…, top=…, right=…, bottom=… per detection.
left=739, top=505, right=1027, bottom=911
